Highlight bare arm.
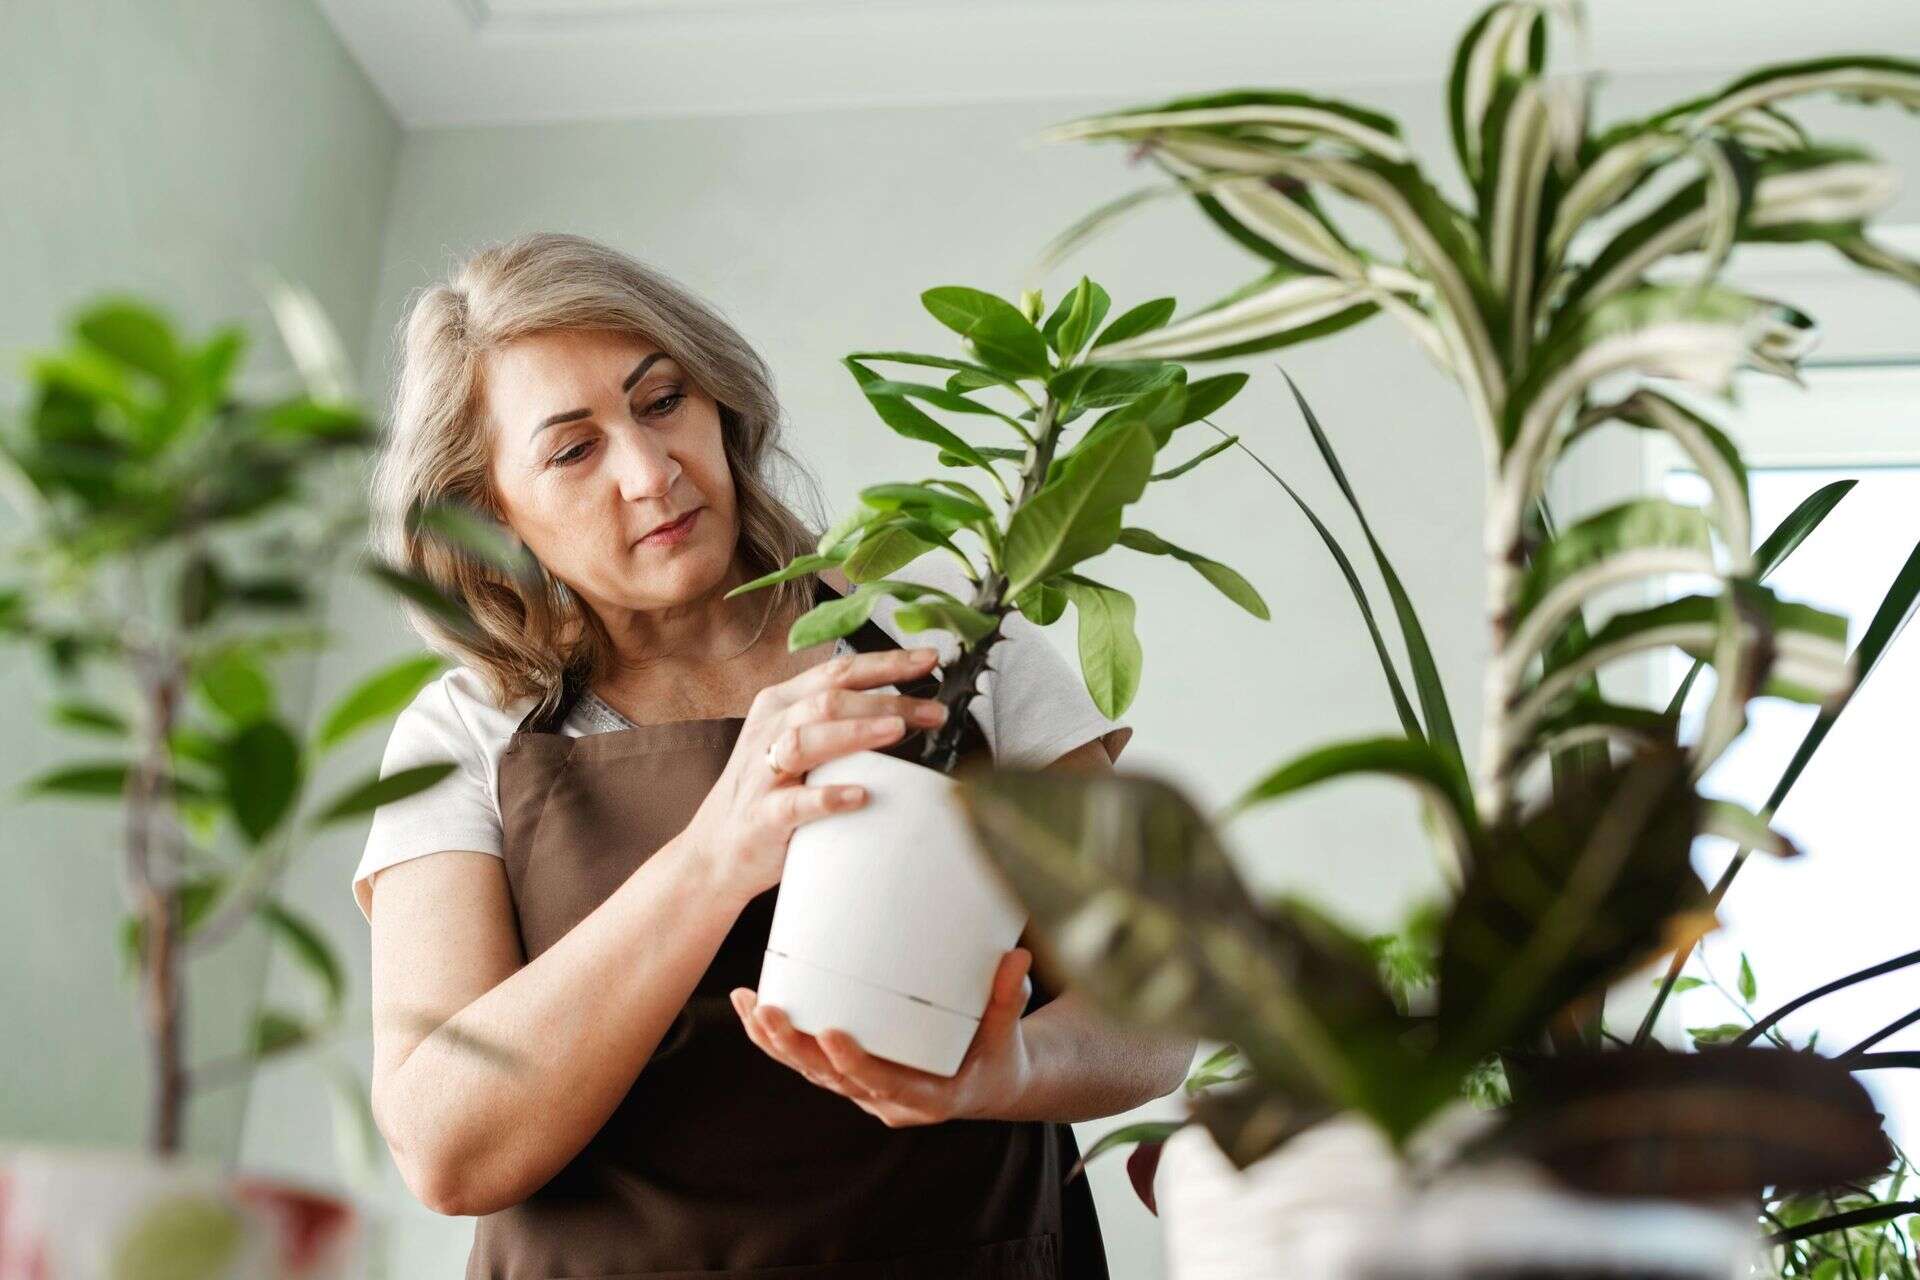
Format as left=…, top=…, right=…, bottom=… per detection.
left=368, top=644, right=953, bottom=1216
left=368, top=837, right=739, bottom=1216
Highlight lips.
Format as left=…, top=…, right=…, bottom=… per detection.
left=638, top=508, right=701, bottom=545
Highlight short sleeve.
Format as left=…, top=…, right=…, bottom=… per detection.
left=350, top=675, right=504, bottom=923
left=984, top=598, right=1134, bottom=770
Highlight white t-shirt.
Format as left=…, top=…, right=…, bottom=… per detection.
left=350, top=554, right=1133, bottom=922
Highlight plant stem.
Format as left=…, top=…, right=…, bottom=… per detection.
left=918, top=395, right=1062, bottom=775
left=1768, top=1201, right=1920, bottom=1247
left=129, top=647, right=188, bottom=1155
left=1728, top=947, right=1920, bottom=1049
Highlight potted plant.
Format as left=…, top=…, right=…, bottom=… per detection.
left=0, top=288, right=481, bottom=1276
left=955, top=2, right=1920, bottom=1274
left=725, top=277, right=1269, bottom=1074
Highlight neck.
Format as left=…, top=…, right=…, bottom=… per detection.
left=594, top=557, right=779, bottom=676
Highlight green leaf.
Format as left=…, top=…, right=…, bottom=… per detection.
left=75, top=298, right=182, bottom=387
left=893, top=598, right=999, bottom=646
left=1003, top=421, right=1155, bottom=595
left=18, top=761, right=213, bottom=802
left=1281, top=374, right=1461, bottom=786
left=920, top=287, right=1052, bottom=378
left=117, top=876, right=223, bottom=978
left=222, top=719, right=302, bottom=845
left=1047, top=360, right=1185, bottom=411
left=1043, top=278, right=1111, bottom=359
left=316, top=654, right=443, bottom=751
left=259, top=900, right=345, bottom=1015
left=957, top=769, right=1427, bottom=1147
left=1097, top=269, right=1378, bottom=363
left=1094, top=297, right=1178, bottom=349
left=363, top=562, right=480, bottom=642
left=49, top=698, right=129, bottom=735
left=1664, top=976, right=1706, bottom=994
left=788, top=584, right=886, bottom=650
left=193, top=646, right=274, bottom=726
left=1072, top=1119, right=1187, bottom=1174
left=847, top=350, right=1030, bottom=397
left=844, top=359, right=1009, bottom=471
left=1689, top=1023, right=1747, bottom=1047
left=1014, top=581, right=1068, bottom=626
left=1228, top=736, right=1479, bottom=872
left=1447, top=2, right=1547, bottom=184
left=859, top=481, right=992, bottom=527
left=1438, top=746, right=1709, bottom=1063
left=253, top=1008, right=312, bottom=1058
left=1116, top=527, right=1268, bottom=619
left=1180, top=373, right=1250, bottom=425
left=1152, top=435, right=1239, bottom=483
left=726, top=552, right=845, bottom=598
left=1738, top=952, right=1758, bottom=1004
left=311, top=761, right=457, bottom=827
left=1060, top=574, right=1143, bottom=718
left=842, top=524, right=939, bottom=583
left=408, top=499, right=538, bottom=581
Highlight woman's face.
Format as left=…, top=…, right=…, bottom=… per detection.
left=482, top=328, right=737, bottom=618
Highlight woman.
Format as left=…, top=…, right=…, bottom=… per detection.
left=353, top=232, right=1193, bottom=1278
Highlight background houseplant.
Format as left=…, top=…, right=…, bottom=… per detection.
left=726, top=277, right=1270, bottom=1073
left=953, top=2, right=1920, bottom=1273
left=0, top=288, right=487, bottom=1275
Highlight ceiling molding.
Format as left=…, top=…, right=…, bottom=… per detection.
left=315, top=0, right=1920, bottom=129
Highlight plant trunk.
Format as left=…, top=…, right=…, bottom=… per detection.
left=916, top=396, right=1063, bottom=776
left=129, top=660, right=187, bottom=1156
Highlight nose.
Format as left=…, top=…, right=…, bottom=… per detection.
left=608, top=424, right=681, bottom=503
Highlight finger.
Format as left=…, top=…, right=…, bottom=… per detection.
left=790, top=646, right=941, bottom=699
left=786, top=687, right=952, bottom=731
left=760, top=783, right=869, bottom=836
left=756, top=1004, right=860, bottom=1093
left=817, top=1029, right=936, bottom=1108
left=974, top=948, right=1033, bottom=1048
left=773, top=715, right=907, bottom=775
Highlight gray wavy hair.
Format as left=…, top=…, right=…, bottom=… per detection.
left=370, top=231, right=823, bottom=720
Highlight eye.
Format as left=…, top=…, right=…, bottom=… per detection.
left=636, top=388, right=686, bottom=419
left=550, top=440, right=593, bottom=467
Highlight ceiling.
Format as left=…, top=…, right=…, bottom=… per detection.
left=314, top=0, right=1920, bottom=129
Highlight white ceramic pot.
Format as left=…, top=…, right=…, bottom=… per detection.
left=756, top=749, right=1025, bottom=1076
left=1154, top=1114, right=1760, bottom=1280
left=0, top=1144, right=362, bottom=1279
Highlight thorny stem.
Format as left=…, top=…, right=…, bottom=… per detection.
left=918, top=395, right=1062, bottom=775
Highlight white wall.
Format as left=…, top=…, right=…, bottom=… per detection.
left=0, top=0, right=400, bottom=1163
left=232, top=62, right=1920, bottom=1275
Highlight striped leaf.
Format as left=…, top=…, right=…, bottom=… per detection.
left=1483, top=77, right=1557, bottom=358
left=1093, top=269, right=1378, bottom=362
left=1683, top=57, right=1920, bottom=130
left=1507, top=590, right=1852, bottom=742
left=1609, top=392, right=1752, bottom=562
left=1449, top=2, right=1549, bottom=184
left=1502, top=499, right=1719, bottom=685
left=1045, top=89, right=1412, bottom=164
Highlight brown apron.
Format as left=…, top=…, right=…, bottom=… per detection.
left=467, top=574, right=1110, bottom=1280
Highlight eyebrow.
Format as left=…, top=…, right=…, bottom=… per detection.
left=530, top=353, right=667, bottom=440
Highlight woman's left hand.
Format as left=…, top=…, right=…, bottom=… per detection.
left=729, top=946, right=1035, bottom=1126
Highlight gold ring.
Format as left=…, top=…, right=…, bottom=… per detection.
left=766, top=737, right=793, bottom=780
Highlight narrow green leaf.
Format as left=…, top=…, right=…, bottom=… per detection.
left=1116, top=527, right=1268, bottom=619
left=728, top=551, right=844, bottom=598
left=893, top=598, right=999, bottom=646
left=1152, top=435, right=1239, bottom=482
left=312, top=761, right=457, bottom=827
left=859, top=481, right=992, bottom=526
left=50, top=699, right=129, bottom=735
left=1738, top=952, right=1758, bottom=1004
left=316, top=654, right=444, bottom=751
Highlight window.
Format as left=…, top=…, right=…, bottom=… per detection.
left=1646, top=364, right=1920, bottom=1143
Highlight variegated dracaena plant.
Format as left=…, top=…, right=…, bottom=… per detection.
left=727, top=278, right=1269, bottom=774
left=956, top=0, right=1920, bottom=1215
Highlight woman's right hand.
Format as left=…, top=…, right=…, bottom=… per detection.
left=686, top=645, right=952, bottom=908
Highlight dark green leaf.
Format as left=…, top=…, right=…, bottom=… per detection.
left=311, top=762, right=457, bottom=827
left=49, top=698, right=129, bottom=735
left=259, top=900, right=345, bottom=1015
left=193, top=647, right=274, bottom=726
left=1094, top=297, right=1179, bottom=349
left=253, top=1008, right=311, bottom=1058
left=222, top=719, right=302, bottom=845
left=1151, top=435, right=1239, bottom=483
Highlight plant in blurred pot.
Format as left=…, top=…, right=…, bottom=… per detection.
left=0, top=287, right=513, bottom=1275
left=956, top=3, right=1920, bottom=1276
left=726, top=277, right=1269, bottom=1075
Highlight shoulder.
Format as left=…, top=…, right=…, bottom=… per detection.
left=386, top=665, right=534, bottom=767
